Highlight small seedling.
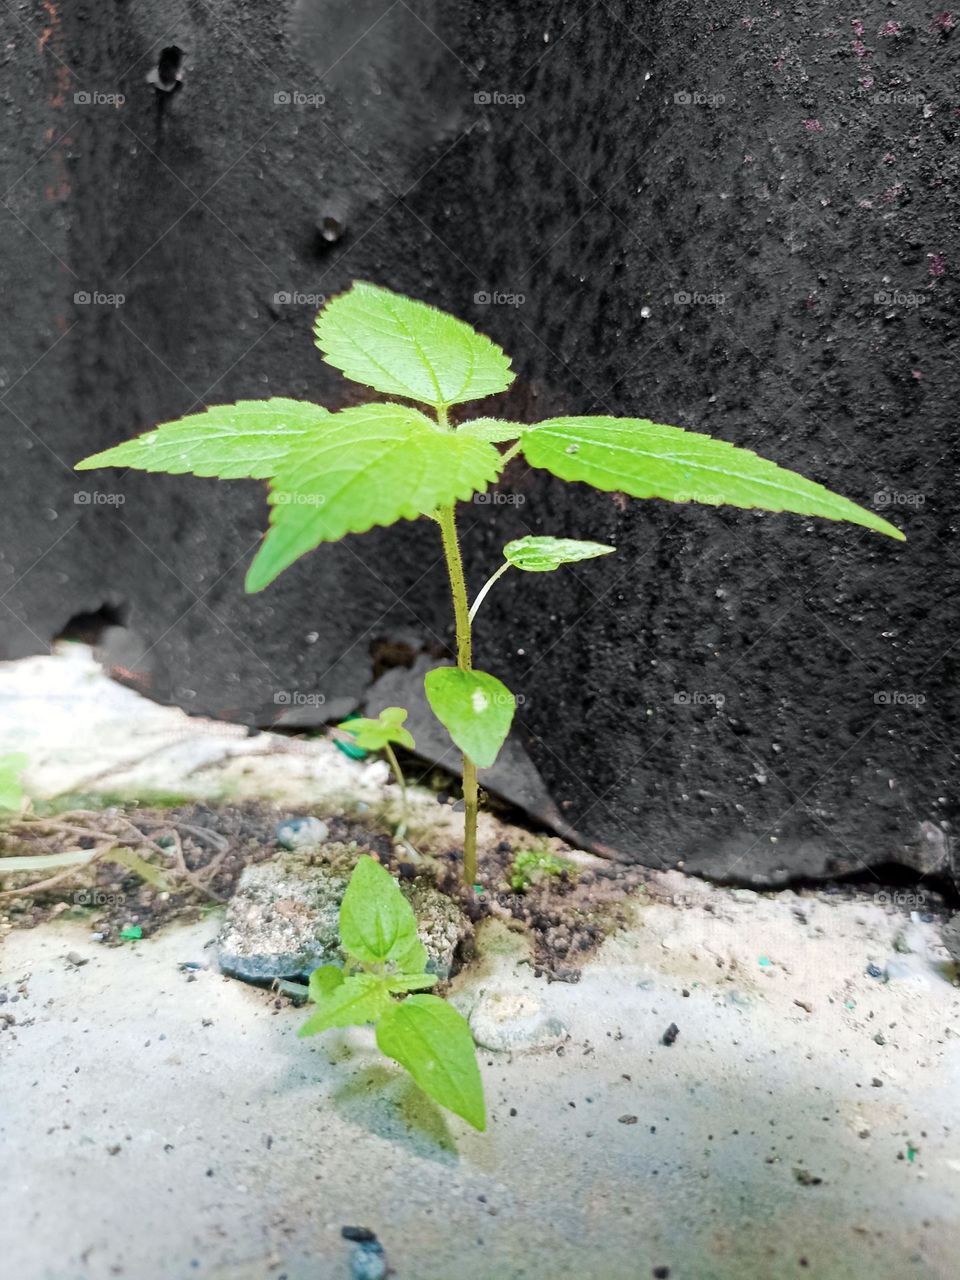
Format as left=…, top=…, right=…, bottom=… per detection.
left=0, top=753, right=29, bottom=814
left=298, top=854, right=485, bottom=1130
left=510, top=847, right=574, bottom=893
left=337, top=707, right=415, bottom=838
left=76, top=282, right=904, bottom=887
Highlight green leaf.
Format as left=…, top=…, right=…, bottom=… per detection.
left=105, top=847, right=170, bottom=890
left=393, top=935, right=429, bottom=974
left=338, top=854, right=421, bottom=967
left=339, top=706, right=415, bottom=752
left=503, top=535, right=615, bottom=573
left=424, top=667, right=515, bottom=769
left=0, top=753, right=29, bottom=812
left=308, top=964, right=345, bottom=1003
left=386, top=972, right=440, bottom=992
left=314, top=282, right=514, bottom=410
left=521, top=417, right=906, bottom=541
left=458, top=418, right=526, bottom=443
left=375, top=994, right=486, bottom=1130
left=75, top=399, right=331, bottom=479
left=297, top=973, right=390, bottom=1037
left=245, top=404, right=502, bottom=592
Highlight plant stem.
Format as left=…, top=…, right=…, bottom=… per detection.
left=468, top=561, right=512, bottom=625
left=382, top=742, right=408, bottom=838
left=436, top=502, right=479, bottom=886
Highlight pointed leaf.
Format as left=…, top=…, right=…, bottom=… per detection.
left=338, top=707, right=415, bottom=752
left=375, top=994, right=486, bottom=1130
left=459, top=418, right=526, bottom=443
left=308, top=964, right=345, bottom=1004
left=521, top=417, right=905, bottom=541
left=386, top=972, right=440, bottom=992
left=105, top=847, right=170, bottom=890
left=245, top=404, right=502, bottom=592
left=0, top=848, right=98, bottom=875
left=76, top=399, right=331, bottom=479
left=338, top=854, right=421, bottom=967
left=314, top=282, right=514, bottom=410
left=503, top=536, right=615, bottom=573
left=424, top=667, right=515, bottom=769
left=393, top=935, right=429, bottom=974
left=297, top=973, right=390, bottom=1037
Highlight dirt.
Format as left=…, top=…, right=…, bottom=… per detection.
left=0, top=791, right=651, bottom=980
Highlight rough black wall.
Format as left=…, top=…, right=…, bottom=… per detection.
left=1, top=1, right=956, bottom=885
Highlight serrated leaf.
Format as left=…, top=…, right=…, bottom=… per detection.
left=424, top=667, right=515, bottom=769
left=339, top=706, right=415, bottom=752
left=76, top=399, right=331, bottom=479
left=338, top=854, right=421, bottom=967
left=458, top=418, right=526, bottom=443
left=0, top=752, right=29, bottom=812
left=308, top=964, right=345, bottom=1004
left=521, top=417, right=905, bottom=541
left=314, top=282, right=514, bottom=410
left=386, top=972, right=440, bottom=992
left=297, top=973, right=390, bottom=1037
left=245, top=404, right=502, bottom=592
left=503, top=535, right=615, bottom=573
left=105, top=847, right=170, bottom=890
left=375, top=994, right=486, bottom=1130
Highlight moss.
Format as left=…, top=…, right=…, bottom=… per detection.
left=509, top=847, right=576, bottom=893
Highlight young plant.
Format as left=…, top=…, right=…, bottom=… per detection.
left=510, top=847, right=575, bottom=893
left=298, top=853, right=485, bottom=1130
left=337, top=706, right=415, bottom=838
left=76, top=281, right=904, bottom=886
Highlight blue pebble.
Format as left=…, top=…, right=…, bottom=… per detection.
left=350, top=1242, right=387, bottom=1280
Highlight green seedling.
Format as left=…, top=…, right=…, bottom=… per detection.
left=337, top=707, right=415, bottom=837
left=510, top=847, right=575, bottom=893
left=298, top=854, right=485, bottom=1130
left=76, top=281, right=904, bottom=887
left=0, top=753, right=29, bottom=814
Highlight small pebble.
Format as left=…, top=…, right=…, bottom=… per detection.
left=276, top=816, right=330, bottom=851
left=618, top=1115, right=638, bottom=1125
left=350, top=1243, right=386, bottom=1280
left=661, top=1023, right=680, bottom=1046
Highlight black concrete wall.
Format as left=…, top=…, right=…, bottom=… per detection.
left=1, top=1, right=956, bottom=885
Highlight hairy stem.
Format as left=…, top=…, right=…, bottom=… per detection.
left=436, top=502, right=479, bottom=886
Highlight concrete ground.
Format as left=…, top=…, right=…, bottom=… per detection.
left=1, top=646, right=959, bottom=1279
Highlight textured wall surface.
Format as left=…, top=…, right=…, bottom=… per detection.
left=1, top=1, right=956, bottom=884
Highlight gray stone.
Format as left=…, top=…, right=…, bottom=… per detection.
left=275, top=815, right=330, bottom=851
left=941, top=915, right=960, bottom=966
left=217, top=847, right=469, bottom=985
